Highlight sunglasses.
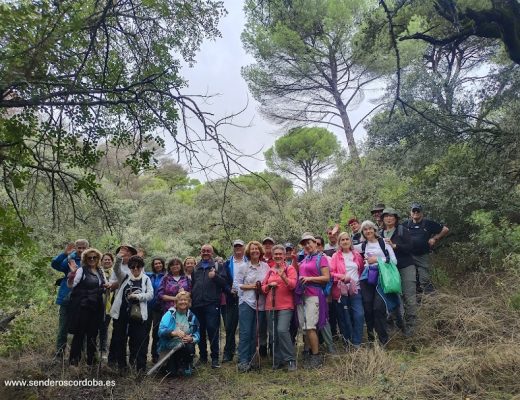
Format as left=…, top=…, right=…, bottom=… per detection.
left=128, top=264, right=141, bottom=270
left=87, top=256, right=99, bottom=261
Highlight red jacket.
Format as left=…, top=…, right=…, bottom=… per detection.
left=261, top=264, right=297, bottom=311
left=329, top=249, right=364, bottom=301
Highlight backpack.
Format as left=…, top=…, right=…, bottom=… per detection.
left=361, top=238, right=390, bottom=264
left=314, top=253, right=333, bottom=296
left=170, top=309, right=196, bottom=334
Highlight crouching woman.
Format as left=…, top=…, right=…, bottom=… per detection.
left=158, top=290, right=200, bottom=376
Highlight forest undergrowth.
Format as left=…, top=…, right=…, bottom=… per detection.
left=1, top=265, right=519, bottom=400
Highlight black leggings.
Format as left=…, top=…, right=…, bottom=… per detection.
left=360, top=280, right=388, bottom=345
left=69, top=307, right=101, bottom=365
left=166, top=343, right=195, bottom=374
left=112, top=316, right=149, bottom=371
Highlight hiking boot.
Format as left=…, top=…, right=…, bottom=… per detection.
left=271, top=361, right=284, bottom=370
left=237, top=363, right=250, bottom=373
left=287, top=360, right=297, bottom=372
left=327, top=344, right=336, bottom=354
left=184, top=365, right=193, bottom=377
left=194, top=358, right=207, bottom=368
left=302, top=349, right=310, bottom=362
left=309, top=354, right=323, bottom=369
left=211, top=359, right=221, bottom=369
left=222, top=354, right=233, bottom=363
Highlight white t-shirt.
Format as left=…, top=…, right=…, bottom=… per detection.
left=342, top=252, right=360, bottom=283
left=363, top=240, right=397, bottom=265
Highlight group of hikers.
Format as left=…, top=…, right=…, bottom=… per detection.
left=51, top=202, right=448, bottom=375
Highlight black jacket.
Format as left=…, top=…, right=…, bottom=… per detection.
left=381, top=224, right=415, bottom=269
left=191, top=259, right=227, bottom=308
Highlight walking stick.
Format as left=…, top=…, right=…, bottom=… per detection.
left=253, top=280, right=262, bottom=371
left=271, top=285, right=276, bottom=369
left=147, top=343, right=184, bottom=376
left=97, top=281, right=110, bottom=377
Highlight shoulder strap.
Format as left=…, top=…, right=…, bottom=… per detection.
left=315, top=253, right=323, bottom=276
left=377, top=238, right=390, bottom=263
left=361, top=241, right=367, bottom=254
left=398, top=224, right=404, bottom=237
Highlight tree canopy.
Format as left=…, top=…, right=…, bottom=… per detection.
left=0, top=0, right=227, bottom=223
left=242, top=0, right=381, bottom=163
left=265, top=126, right=340, bottom=191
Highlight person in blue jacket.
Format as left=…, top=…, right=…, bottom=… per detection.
left=221, top=239, right=248, bottom=363
left=51, top=239, right=88, bottom=356
left=158, top=290, right=200, bottom=376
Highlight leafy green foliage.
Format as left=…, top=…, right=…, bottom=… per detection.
left=242, top=0, right=381, bottom=161
left=469, top=210, right=520, bottom=268
left=0, top=0, right=227, bottom=223
left=265, top=127, right=341, bottom=191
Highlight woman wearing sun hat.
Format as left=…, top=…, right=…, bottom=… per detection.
left=295, top=233, right=330, bottom=368
left=66, top=247, right=107, bottom=366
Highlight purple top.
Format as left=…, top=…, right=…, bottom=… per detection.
left=157, top=274, right=192, bottom=312
left=298, top=254, right=329, bottom=297
left=296, top=253, right=329, bottom=329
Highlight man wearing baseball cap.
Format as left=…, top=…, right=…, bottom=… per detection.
left=221, top=239, right=248, bottom=363
left=403, top=203, right=449, bottom=294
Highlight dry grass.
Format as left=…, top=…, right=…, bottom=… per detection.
left=2, top=272, right=520, bottom=400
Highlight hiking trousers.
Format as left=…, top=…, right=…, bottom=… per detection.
left=413, top=253, right=435, bottom=294
left=145, top=308, right=162, bottom=361
left=192, top=303, right=220, bottom=362
left=221, top=301, right=239, bottom=359
left=56, top=304, right=69, bottom=353
left=399, top=265, right=417, bottom=330
left=267, top=309, right=295, bottom=363
left=360, top=280, right=388, bottom=345
left=112, top=316, right=148, bottom=371
left=69, top=307, right=100, bottom=365
left=238, top=303, right=265, bottom=365
left=166, top=343, right=195, bottom=374
left=335, top=293, right=364, bottom=346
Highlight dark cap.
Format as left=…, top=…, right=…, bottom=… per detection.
left=411, top=203, right=423, bottom=212
left=284, top=242, right=294, bottom=250
left=371, top=203, right=386, bottom=213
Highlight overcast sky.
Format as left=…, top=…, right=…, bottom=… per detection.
left=172, top=1, right=384, bottom=181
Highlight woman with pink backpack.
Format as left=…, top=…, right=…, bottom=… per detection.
left=329, top=232, right=365, bottom=349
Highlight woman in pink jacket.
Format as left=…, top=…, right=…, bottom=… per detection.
left=329, top=232, right=365, bottom=348
left=262, top=245, right=298, bottom=371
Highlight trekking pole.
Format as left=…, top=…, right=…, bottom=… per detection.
left=147, top=343, right=184, bottom=376
left=301, top=282, right=308, bottom=366
left=271, top=285, right=276, bottom=369
left=98, top=282, right=110, bottom=377
left=254, top=280, right=262, bottom=371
